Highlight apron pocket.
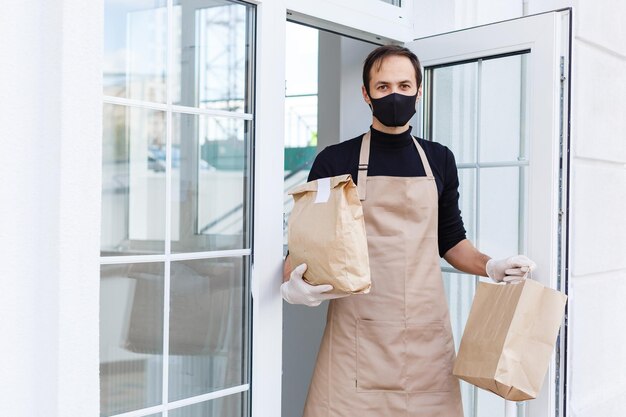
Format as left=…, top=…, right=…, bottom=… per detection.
left=356, top=319, right=405, bottom=392
left=405, top=322, right=455, bottom=393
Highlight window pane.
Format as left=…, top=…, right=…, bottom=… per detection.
left=102, top=104, right=166, bottom=256
left=168, top=258, right=249, bottom=401
left=171, top=114, right=250, bottom=252
left=100, top=263, right=164, bottom=416
left=104, top=0, right=167, bottom=102
left=432, top=62, right=478, bottom=164
left=479, top=54, right=528, bottom=163
left=285, top=22, right=318, bottom=97
left=169, top=393, right=248, bottom=417
left=476, top=388, right=505, bottom=417
left=478, top=167, right=522, bottom=257
left=173, top=0, right=252, bottom=112
left=283, top=22, right=319, bottom=250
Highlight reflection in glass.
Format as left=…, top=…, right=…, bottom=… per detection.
left=171, top=114, right=250, bottom=252
left=168, top=258, right=249, bottom=401
left=173, top=0, right=252, bottom=112
left=101, top=104, right=166, bottom=256
left=432, top=62, right=478, bottom=164
left=478, top=167, right=523, bottom=257
left=169, top=393, right=247, bottom=417
left=479, top=54, right=528, bottom=163
left=442, top=272, right=476, bottom=417
left=104, top=0, right=168, bottom=101
left=100, top=263, right=164, bottom=416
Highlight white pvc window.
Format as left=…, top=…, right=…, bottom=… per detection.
left=424, top=51, right=531, bottom=417
left=100, top=1, right=255, bottom=416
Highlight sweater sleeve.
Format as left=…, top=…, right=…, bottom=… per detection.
left=437, top=147, right=467, bottom=257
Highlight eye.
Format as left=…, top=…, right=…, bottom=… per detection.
left=377, top=85, right=388, bottom=91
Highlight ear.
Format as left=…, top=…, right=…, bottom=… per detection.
left=362, top=85, right=372, bottom=106
left=417, top=85, right=423, bottom=102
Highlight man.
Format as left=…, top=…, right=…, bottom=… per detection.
left=282, top=45, right=535, bottom=416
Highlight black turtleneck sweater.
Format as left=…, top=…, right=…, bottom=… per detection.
left=307, top=127, right=466, bottom=257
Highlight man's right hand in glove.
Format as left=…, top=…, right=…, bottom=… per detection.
left=486, top=255, right=536, bottom=283
left=281, top=263, right=348, bottom=307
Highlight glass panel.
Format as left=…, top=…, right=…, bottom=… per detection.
left=432, top=62, right=478, bottom=164
left=479, top=54, right=528, bottom=163
left=104, top=0, right=167, bottom=102
left=173, top=0, right=252, bottom=112
left=100, top=263, right=164, bottom=416
left=168, top=258, right=249, bottom=401
left=442, top=272, right=476, bottom=417
left=284, top=22, right=319, bottom=250
left=169, top=393, right=248, bottom=417
left=478, top=166, right=522, bottom=257
left=285, top=22, right=318, bottom=98
left=101, top=104, right=166, bottom=256
left=171, top=114, right=250, bottom=252
left=476, top=388, right=505, bottom=417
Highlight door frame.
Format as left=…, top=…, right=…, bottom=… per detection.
left=252, top=2, right=571, bottom=417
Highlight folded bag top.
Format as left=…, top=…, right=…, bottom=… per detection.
left=288, top=174, right=371, bottom=294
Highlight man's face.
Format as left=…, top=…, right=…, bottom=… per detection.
left=362, top=55, right=421, bottom=104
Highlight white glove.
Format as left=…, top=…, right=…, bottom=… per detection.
left=486, top=255, right=537, bottom=283
left=281, top=263, right=347, bottom=306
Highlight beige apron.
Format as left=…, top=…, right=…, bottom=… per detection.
left=303, top=131, right=463, bottom=417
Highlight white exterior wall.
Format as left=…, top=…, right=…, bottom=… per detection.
left=414, top=1, right=626, bottom=416
left=566, top=1, right=626, bottom=415
left=0, top=1, right=102, bottom=416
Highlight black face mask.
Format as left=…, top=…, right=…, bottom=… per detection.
left=369, top=92, right=418, bottom=127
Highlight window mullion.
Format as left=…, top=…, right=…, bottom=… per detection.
left=163, top=0, right=174, bottom=414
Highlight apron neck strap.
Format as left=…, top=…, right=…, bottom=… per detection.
left=357, top=131, right=371, bottom=201
left=357, top=130, right=435, bottom=201
left=413, top=138, right=434, bottom=178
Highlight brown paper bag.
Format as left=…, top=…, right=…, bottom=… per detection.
left=288, top=174, right=371, bottom=294
left=453, top=278, right=567, bottom=401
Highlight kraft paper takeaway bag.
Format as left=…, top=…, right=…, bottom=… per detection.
left=288, top=174, right=371, bottom=294
left=453, top=279, right=567, bottom=401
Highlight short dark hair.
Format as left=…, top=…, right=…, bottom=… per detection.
left=362, top=45, right=422, bottom=95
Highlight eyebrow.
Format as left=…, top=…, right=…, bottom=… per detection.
left=374, top=79, right=414, bottom=85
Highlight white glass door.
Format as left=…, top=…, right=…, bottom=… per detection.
left=101, top=1, right=256, bottom=416
left=408, top=10, right=570, bottom=417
